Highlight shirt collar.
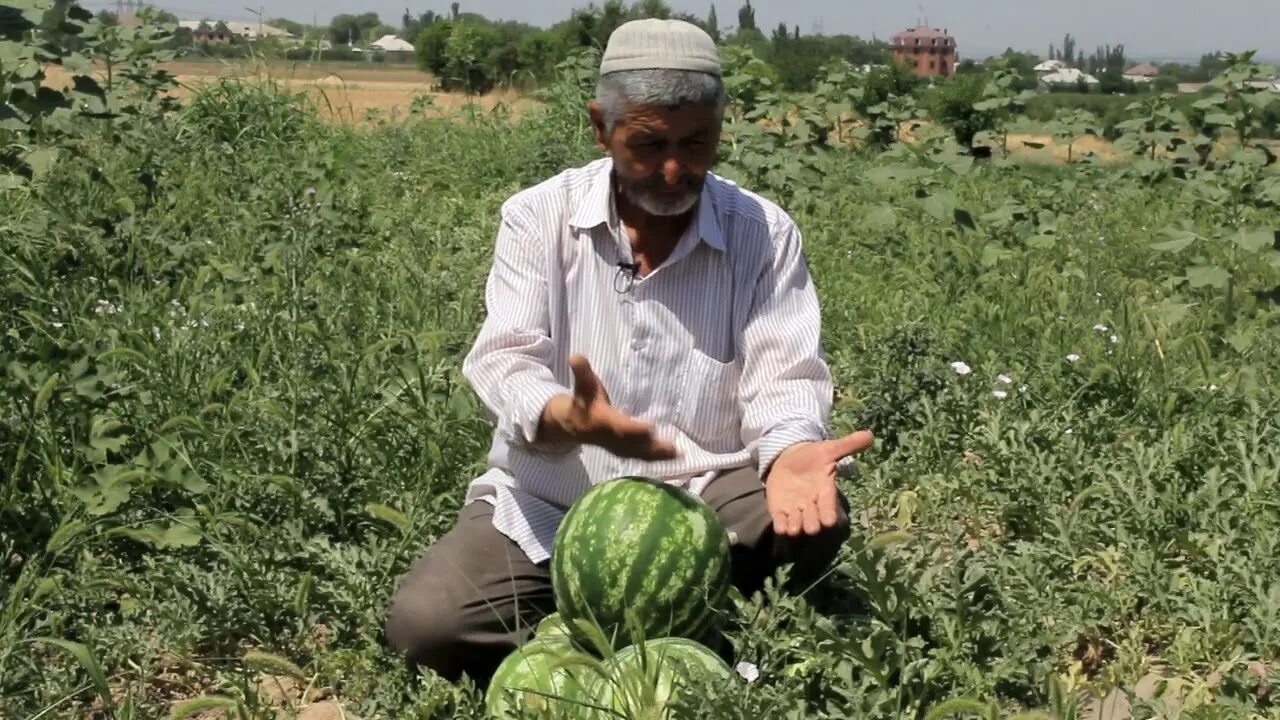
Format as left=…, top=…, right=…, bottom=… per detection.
left=568, top=157, right=725, bottom=252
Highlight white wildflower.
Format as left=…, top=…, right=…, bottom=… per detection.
left=1110, top=335, right=1119, bottom=344
left=992, top=390, right=1009, bottom=399
left=735, top=661, right=760, bottom=683
left=1093, top=324, right=1109, bottom=332
left=1064, top=428, right=1074, bottom=435
left=51, top=322, right=64, bottom=329
left=1066, top=353, right=1081, bottom=363
left=1019, top=385, right=1029, bottom=393
left=950, top=361, right=972, bottom=376
left=996, top=374, right=1013, bottom=385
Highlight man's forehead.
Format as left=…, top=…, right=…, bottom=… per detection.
left=618, top=103, right=720, bottom=128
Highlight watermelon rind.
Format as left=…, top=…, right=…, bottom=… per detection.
left=484, top=638, right=603, bottom=719
left=549, top=477, right=732, bottom=654
left=581, top=637, right=738, bottom=719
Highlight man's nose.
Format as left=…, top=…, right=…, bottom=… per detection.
left=662, top=157, right=684, bottom=185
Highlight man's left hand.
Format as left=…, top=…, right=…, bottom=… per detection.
left=764, top=430, right=875, bottom=537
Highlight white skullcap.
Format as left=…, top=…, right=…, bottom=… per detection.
left=599, top=18, right=721, bottom=77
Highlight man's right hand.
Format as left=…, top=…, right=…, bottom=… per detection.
left=537, top=353, right=679, bottom=462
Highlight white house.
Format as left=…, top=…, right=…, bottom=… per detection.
left=370, top=34, right=415, bottom=53
left=1039, top=67, right=1101, bottom=90
left=1034, top=59, right=1067, bottom=76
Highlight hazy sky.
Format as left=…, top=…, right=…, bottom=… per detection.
left=100, top=0, right=1277, bottom=60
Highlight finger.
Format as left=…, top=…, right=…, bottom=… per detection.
left=800, top=498, right=822, bottom=536
left=569, top=354, right=601, bottom=404
left=595, top=409, right=679, bottom=461
left=825, top=429, right=875, bottom=460
left=817, top=481, right=840, bottom=529
left=771, top=506, right=788, bottom=536
left=785, top=502, right=804, bottom=537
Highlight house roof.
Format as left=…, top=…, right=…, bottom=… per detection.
left=1035, top=59, right=1066, bottom=72
left=1041, top=68, right=1100, bottom=85
left=1124, top=63, right=1160, bottom=76
left=891, top=24, right=954, bottom=45
left=371, top=34, right=415, bottom=52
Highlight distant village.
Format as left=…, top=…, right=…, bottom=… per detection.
left=102, top=5, right=1279, bottom=95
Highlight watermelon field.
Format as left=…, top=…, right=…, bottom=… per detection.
left=5, top=7, right=1280, bottom=720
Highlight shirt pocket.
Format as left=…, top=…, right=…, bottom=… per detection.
left=679, top=349, right=743, bottom=452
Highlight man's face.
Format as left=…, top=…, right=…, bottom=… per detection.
left=589, top=100, right=722, bottom=217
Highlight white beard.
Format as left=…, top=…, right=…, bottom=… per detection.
left=622, top=183, right=701, bottom=217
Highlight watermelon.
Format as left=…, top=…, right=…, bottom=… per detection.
left=534, top=612, right=570, bottom=640
left=581, top=637, right=737, bottom=718
left=484, top=638, right=600, bottom=719
left=549, top=477, right=732, bottom=653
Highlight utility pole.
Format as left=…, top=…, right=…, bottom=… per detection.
left=244, top=3, right=264, bottom=39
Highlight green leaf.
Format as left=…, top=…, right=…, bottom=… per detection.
left=867, top=531, right=914, bottom=550
left=0, top=173, right=26, bottom=190
left=1235, top=229, right=1274, bottom=252
left=366, top=503, right=411, bottom=531
left=1227, top=329, right=1255, bottom=354
left=864, top=165, right=931, bottom=184
left=953, top=208, right=976, bottom=232
left=160, top=523, right=203, bottom=548
left=29, top=638, right=114, bottom=715
left=981, top=243, right=1011, bottom=267
left=22, top=147, right=58, bottom=181
left=1185, top=264, right=1230, bottom=289
left=1150, top=299, right=1196, bottom=326
left=864, top=204, right=897, bottom=230
left=923, top=192, right=956, bottom=222
left=1151, top=229, right=1198, bottom=253
left=1027, top=234, right=1057, bottom=249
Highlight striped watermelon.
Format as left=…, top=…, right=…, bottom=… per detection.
left=484, top=638, right=600, bottom=719
left=581, top=637, right=737, bottom=718
left=534, top=612, right=570, bottom=640
left=549, top=477, right=732, bottom=653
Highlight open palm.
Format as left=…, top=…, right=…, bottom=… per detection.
left=765, top=430, right=875, bottom=536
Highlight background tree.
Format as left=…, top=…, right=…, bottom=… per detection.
left=329, top=12, right=382, bottom=46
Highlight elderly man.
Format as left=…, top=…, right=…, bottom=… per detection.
left=383, top=18, right=874, bottom=684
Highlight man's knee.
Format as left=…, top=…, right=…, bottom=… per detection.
left=384, top=580, right=466, bottom=679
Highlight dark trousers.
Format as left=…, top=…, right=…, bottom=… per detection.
left=383, top=465, right=851, bottom=684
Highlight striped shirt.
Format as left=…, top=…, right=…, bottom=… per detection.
left=460, top=156, right=842, bottom=564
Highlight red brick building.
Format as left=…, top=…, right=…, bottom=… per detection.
left=891, top=24, right=958, bottom=78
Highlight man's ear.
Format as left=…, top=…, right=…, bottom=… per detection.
left=587, top=100, right=610, bottom=152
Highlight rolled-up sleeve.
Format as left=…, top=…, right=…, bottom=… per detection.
left=737, top=218, right=835, bottom=478
left=462, top=203, right=572, bottom=452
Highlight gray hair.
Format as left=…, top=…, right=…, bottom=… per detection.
left=595, top=69, right=726, bottom=131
